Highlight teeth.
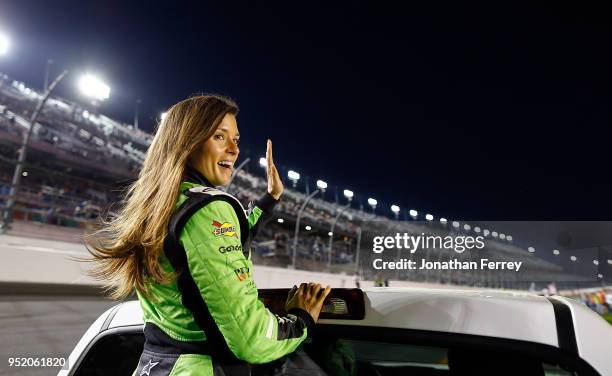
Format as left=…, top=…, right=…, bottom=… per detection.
left=218, top=161, right=233, bottom=167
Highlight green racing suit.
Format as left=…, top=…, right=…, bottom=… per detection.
left=134, top=169, right=314, bottom=376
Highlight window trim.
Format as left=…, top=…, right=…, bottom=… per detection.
left=310, top=324, right=600, bottom=376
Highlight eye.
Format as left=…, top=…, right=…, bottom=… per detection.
left=214, top=134, right=224, bottom=141
left=234, top=138, right=240, bottom=145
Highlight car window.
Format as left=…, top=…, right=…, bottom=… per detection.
left=73, top=331, right=143, bottom=376
left=298, top=338, right=575, bottom=376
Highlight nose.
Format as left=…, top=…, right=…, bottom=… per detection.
left=227, top=139, right=239, bottom=155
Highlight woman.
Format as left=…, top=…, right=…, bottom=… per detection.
left=87, top=95, right=330, bottom=375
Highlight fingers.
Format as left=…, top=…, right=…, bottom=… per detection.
left=296, top=282, right=330, bottom=302
left=319, top=285, right=331, bottom=300
left=266, top=139, right=274, bottom=169
left=299, top=282, right=308, bottom=294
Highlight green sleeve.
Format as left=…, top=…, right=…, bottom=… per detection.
left=180, top=199, right=311, bottom=364
left=246, top=193, right=278, bottom=238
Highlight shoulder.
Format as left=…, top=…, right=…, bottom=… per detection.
left=175, top=185, right=245, bottom=242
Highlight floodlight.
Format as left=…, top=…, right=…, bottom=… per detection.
left=528, top=247, right=535, bottom=253
left=259, top=157, right=266, bottom=167
left=367, top=198, right=377, bottom=207
left=277, top=218, right=284, bottom=223
left=316, top=180, right=327, bottom=190
left=287, top=170, right=300, bottom=181
left=0, top=33, right=8, bottom=55
left=343, top=189, right=354, bottom=199
left=425, top=214, right=433, bottom=221
left=409, top=209, right=418, bottom=217
left=78, top=74, right=110, bottom=101
left=390, top=205, right=400, bottom=213
left=305, top=225, right=312, bottom=231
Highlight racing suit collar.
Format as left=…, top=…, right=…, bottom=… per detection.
left=184, top=166, right=214, bottom=187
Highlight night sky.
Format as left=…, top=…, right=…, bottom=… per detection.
left=1, top=1, right=612, bottom=221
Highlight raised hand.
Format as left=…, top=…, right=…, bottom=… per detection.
left=266, top=139, right=283, bottom=200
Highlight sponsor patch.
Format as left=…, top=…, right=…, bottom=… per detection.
left=219, top=245, right=242, bottom=254
left=212, top=220, right=238, bottom=238
left=234, top=266, right=251, bottom=281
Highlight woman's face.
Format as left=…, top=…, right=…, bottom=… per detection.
left=193, top=113, right=240, bottom=186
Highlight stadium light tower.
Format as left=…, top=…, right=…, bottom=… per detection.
left=287, top=170, right=300, bottom=188
left=0, top=32, right=9, bottom=55
left=292, top=178, right=324, bottom=269
left=367, top=198, right=377, bottom=211
left=328, top=189, right=354, bottom=269
left=2, top=69, right=69, bottom=232
left=78, top=74, right=110, bottom=103
left=343, top=189, right=354, bottom=201
left=391, top=205, right=400, bottom=220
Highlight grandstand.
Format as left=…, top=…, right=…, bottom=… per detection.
left=0, top=72, right=602, bottom=291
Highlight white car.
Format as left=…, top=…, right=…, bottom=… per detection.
left=60, top=287, right=612, bottom=375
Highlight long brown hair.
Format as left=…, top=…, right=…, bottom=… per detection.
left=85, top=94, right=238, bottom=299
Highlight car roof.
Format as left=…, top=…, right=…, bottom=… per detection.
left=62, top=287, right=612, bottom=376
left=109, top=287, right=558, bottom=345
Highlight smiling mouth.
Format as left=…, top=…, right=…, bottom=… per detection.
left=217, top=160, right=234, bottom=170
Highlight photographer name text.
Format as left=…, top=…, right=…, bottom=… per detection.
left=372, top=258, right=522, bottom=271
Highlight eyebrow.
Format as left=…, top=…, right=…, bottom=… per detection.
left=217, top=128, right=240, bottom=137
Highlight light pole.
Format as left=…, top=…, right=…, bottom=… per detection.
left=43, top=59, right=53, bottom=91
left=391, top=204, right=400, bottom=220
left=327, top=189, right=353, bottom=268
left=287, top=170, right=300, bottom=188
left=291, top=178, right=326, bottom=269
left=1, top=70, right=69, bottom=231
left=225, top=157, right=251, bottom=193
left=354, top=197, right=377, bottom=280
left=134, top=98, right=141, bottom=130
left=367, top=198, right=377, bottom=214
